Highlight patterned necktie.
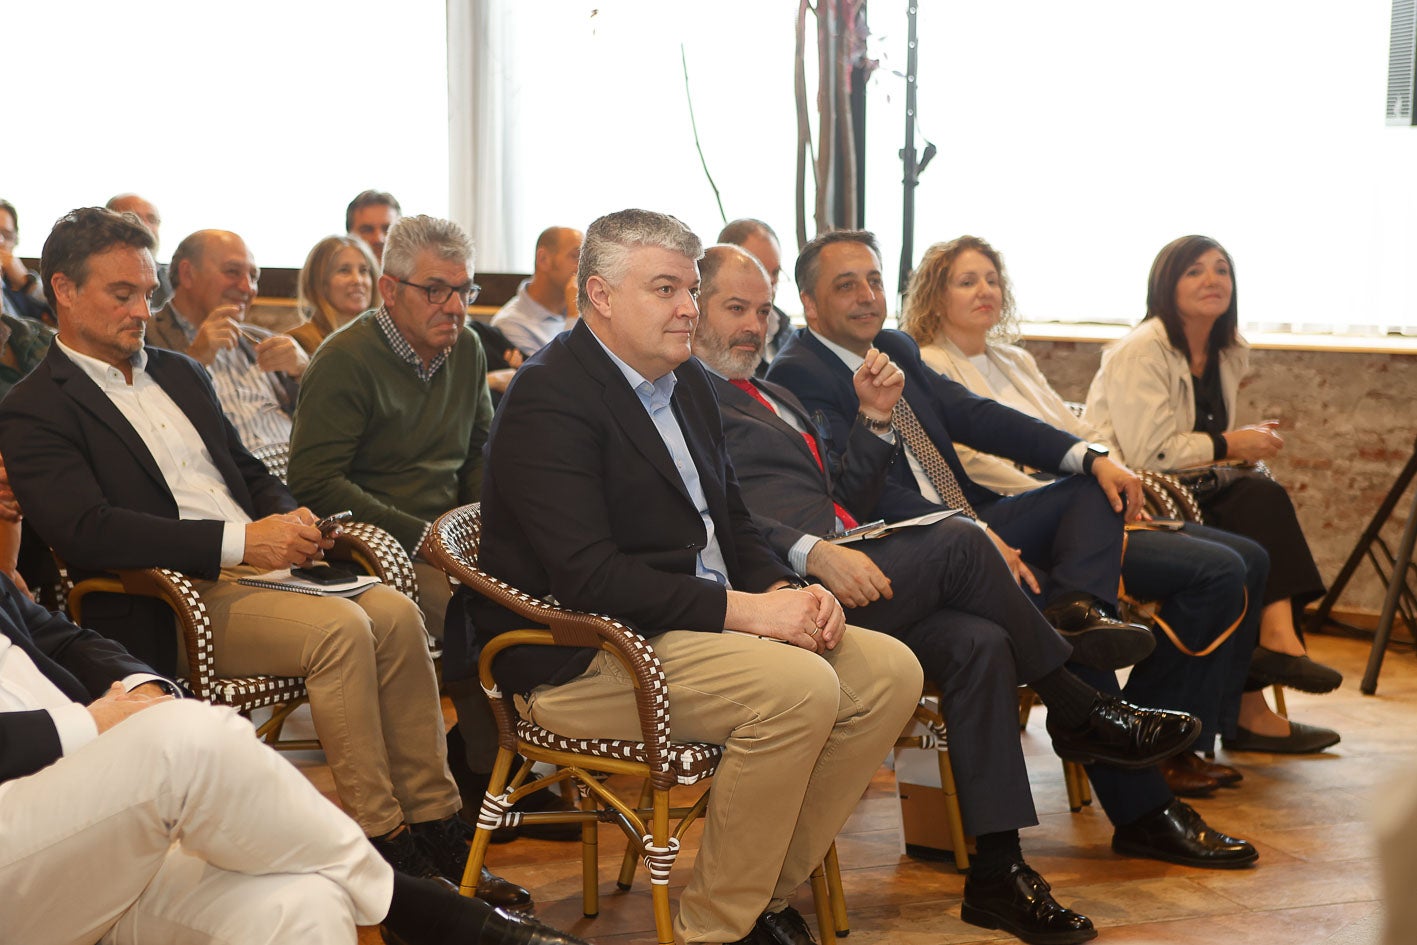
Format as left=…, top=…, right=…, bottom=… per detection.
left=891, top=397, right=978, bottom=517
left=729, top=379, right=859, bottom=530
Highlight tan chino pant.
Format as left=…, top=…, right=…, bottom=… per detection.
left=195, top=570, right=460, bottom=836
left=526, top=625, right=921, bottom=945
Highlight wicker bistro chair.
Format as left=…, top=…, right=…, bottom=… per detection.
left=426, top=503, right=847, bottom=945
left=57, top=516, right=421, bottom=749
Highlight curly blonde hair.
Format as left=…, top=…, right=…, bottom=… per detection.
left=900, top=236, right=1018, bottom=346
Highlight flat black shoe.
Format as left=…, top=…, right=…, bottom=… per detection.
left=1047, top=695, right=1200, bottom=769
left=369, top=828, right=457, bottom=894
left=1112, top=800, right=1258, bottom=869
left=756, top=905, right=818, bottom=945
left=1045, top=594, right=1156, bottom=670
left=478, top=906, right=593, bottom=945
left=1221, top=720, right=1340, bottom=754
left=1248, top=647, right=1343, bottom=693
left=961, top=862, right=1096, bottom=945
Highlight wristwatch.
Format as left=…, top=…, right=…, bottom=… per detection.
left=1081, top=442, right=1110, bottom=474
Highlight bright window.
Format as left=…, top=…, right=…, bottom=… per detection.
left=7, top=0, right=448, bottom=269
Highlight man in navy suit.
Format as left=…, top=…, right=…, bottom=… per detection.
left=764, top=232, right=1261, bottom=885
left=0, top=571, right=585, bottom=945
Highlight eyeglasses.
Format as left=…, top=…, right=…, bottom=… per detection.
left=397, top=279, right=481, bottom=306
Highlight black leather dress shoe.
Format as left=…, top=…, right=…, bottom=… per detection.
left=1044, top=594, right=1156, bottom=670
left=1112, top=800, right=1258, bottom=868
left=477, top=906, right=593, bottom=945
left=756, top=905, right=818, bottom=945
left=1248, top=647, right=1343, bottom=693
left=1222, top=720, right=1341, bottom=754
left=961, top=862, right=1096, bottom=944
left=1047, top=695, right=1200, bottom=768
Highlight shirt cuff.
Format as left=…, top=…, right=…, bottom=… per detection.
left=221, top=522, right=246, bottom=568
left=1059, top=441, right=1087, bottom=474
left=121, top=673, right=181, bottom=697
left=788, top=535, right=821, bottom=576
left=50, top=702, right=99, bottom=756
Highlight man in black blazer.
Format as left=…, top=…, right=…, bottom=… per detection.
left=465, top=209, right=923, bottom=945
left=0, top=570, right=585, bottom=945
left=0, top=207, right=529, bottom=910
left=692, top=246, right=1255, bottom=943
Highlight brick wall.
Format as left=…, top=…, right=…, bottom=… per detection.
left=1026, top=339, right=1417, bottom=615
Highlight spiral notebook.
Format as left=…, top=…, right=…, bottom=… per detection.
left=236, top=569, right=382, bottom=598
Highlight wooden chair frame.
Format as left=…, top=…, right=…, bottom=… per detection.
left=427, top=503, right=845, bottom=945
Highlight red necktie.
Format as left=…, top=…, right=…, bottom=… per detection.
left=730, top=379, right=859, bottom=530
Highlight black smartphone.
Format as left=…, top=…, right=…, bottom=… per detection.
left=316, top=510, right=353, bottom=536
left=291, top=564, right=359, bottom=585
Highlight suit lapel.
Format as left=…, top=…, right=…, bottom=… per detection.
left=716, top=376, right=822, bottom=478
left=143, top=349, right=256, bottom=512
left=44, top=346, right=169, bottom=494
left=565, top=322, right=694, bottom=507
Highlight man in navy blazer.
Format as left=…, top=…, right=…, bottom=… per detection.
left=464, top=209, right=922, bottom=945
left=0, top=207, right=530, bottom=910
left=0, top=570, right=586, bottom=945
left=766, top=230, right=1145, bottom=636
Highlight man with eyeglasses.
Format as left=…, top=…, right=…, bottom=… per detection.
left=0, top=198, right=52, bottom=323
left=287, top=215, right=559, bottom=844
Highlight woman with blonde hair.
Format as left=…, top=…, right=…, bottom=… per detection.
left=289, top=235, right=380, bottom=355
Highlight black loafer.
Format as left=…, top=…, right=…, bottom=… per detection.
left=1047, top=695, right=1200, bottom=769
left=1113, top=799, right=1258, bottom=868
left=756, top=905, right=818, bottom=945
left=1221, top=720, right=1341, bottom=754
left=961, top=862, right=1096, bottom=944
left=1248, top=647, right=1343, bottom=693
left=408, top=816, right=534, bottom=912
left=1045, top=594, right=1157, bottom=670
left=491, top=787, right=584, bottom=843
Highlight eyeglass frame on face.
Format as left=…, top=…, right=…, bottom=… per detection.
left=396, top=278, right=480, bottom=306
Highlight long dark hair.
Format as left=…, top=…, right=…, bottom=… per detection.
left=1144, top=235, right=1239, bottom=362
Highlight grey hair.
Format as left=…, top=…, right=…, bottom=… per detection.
left=381, top=215, right=474, bottom=280
left=577, top=209, right=704, bottom=314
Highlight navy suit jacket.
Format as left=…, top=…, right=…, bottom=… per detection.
left=0, top=344, right=296, bottom=671
left=765, top=328, right=1081, bottom=521
left=0, top=573, right=157, bottom=785
left=463, top=320, right=795, bottom=694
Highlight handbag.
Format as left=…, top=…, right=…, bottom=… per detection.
left=1170, top=462, right=1267, bottom=504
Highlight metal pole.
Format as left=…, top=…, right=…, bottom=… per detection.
left=898, top=1, right=920, bottom=297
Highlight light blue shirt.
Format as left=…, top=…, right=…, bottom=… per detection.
left=588, top=329, right=731, bottom=588
left=491, top=279, right=567, bottom=357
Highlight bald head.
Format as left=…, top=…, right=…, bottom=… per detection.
left=692, top=244, right=774, bottom=380
left=106, top=194, right=162, bottom=249
left=169, top=229, right=259, bottom=322
left=717, top=218, right=782, bottom=297
left=533, top=225, right=583, bottom=290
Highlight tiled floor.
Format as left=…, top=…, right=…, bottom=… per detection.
left=338, top=630, right=1408, bottom=944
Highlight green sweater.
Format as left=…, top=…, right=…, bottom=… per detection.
left=288, top=313, right=493, bottom=552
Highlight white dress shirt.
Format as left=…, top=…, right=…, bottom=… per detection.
left=55, top=339, right=250, bottom=566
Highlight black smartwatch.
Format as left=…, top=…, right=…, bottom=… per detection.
left=1081, top=442, right=1110, bottom=474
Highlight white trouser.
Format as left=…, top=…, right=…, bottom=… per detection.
left=0, top=699, right=393, bottom=945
